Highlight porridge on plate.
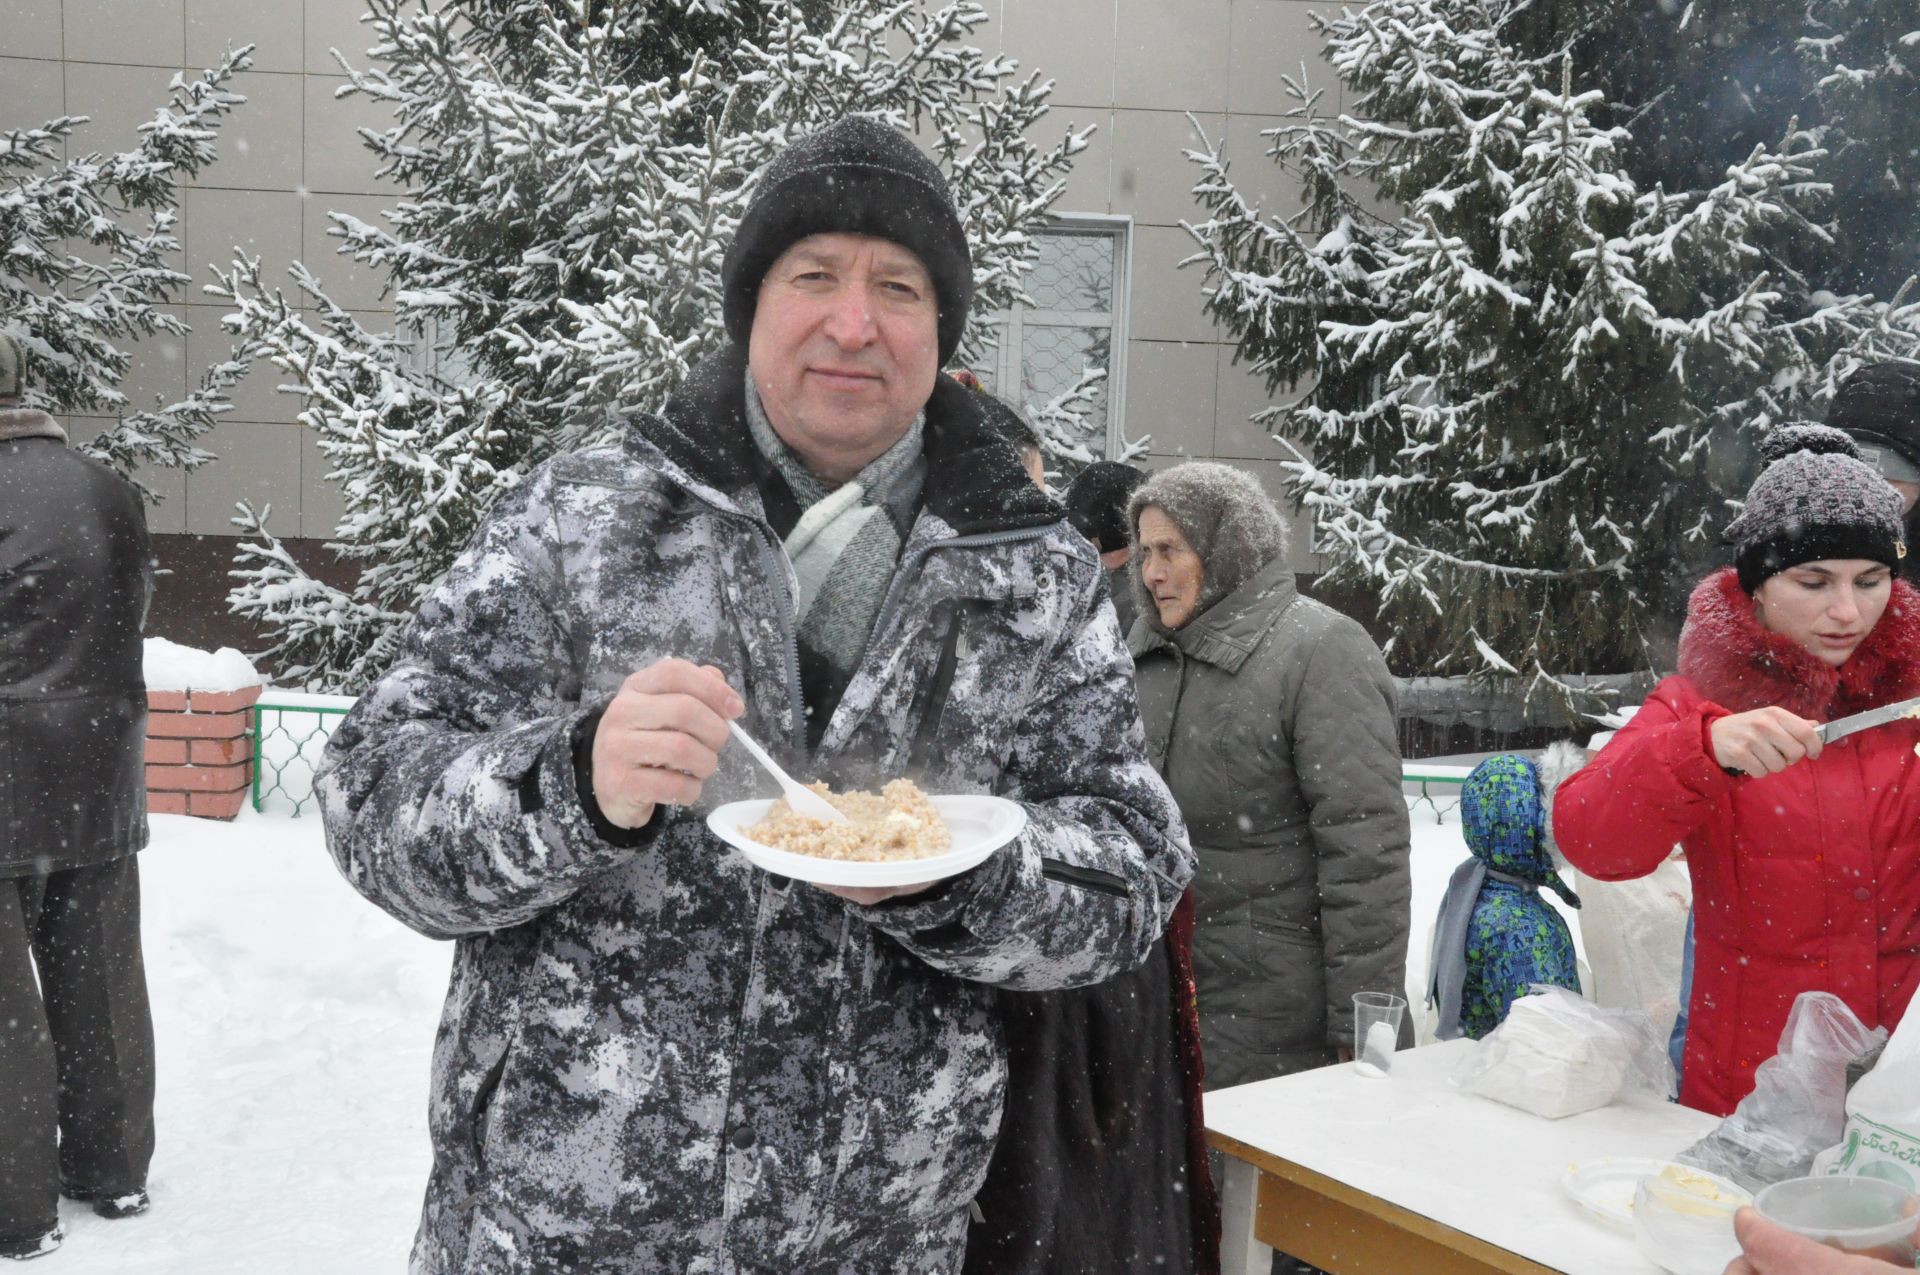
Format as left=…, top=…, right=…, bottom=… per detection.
left=745, top=778, right=950, bottom=862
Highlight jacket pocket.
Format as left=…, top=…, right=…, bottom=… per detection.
left=468, top=1035, right=515, bottom=1179
left=1247, top=916, right=1325, bottom=1047
left=1040, top=858, right=1131, bottom=898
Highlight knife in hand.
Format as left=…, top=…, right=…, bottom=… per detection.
left=1720, top=691, right=1920, bottom=777
left=1816, top=693, right=1920, bottom=745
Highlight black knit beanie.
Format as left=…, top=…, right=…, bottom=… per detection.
left=722, top=116, right=974, bottom=366
left=1830, top=362, right=1920, bottom=479
left=1726, top=422, right=1906, bottom=592
left=1064, top=461, right=1146, bottom=549
left=974, top=390, right=1042, bottom=454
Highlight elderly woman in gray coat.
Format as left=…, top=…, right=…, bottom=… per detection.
left=1128, top=463, right=1413, bottom=1088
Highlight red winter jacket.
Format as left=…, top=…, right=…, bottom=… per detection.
left=1554, top=568, right=1920, bottom=1116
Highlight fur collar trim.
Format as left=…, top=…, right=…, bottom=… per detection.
left=1675, top=567, right=1920, bottom=720
left=632, top=344, right=1059, bottom=536
left=0, top=408, right=66, bottom=443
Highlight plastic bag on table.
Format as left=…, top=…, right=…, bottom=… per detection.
left=1538, top=738, right=1689, bottom=1041
left=1677, top=991, right=1886, bottom=1193
left=1453, top=985, right=1675, bottom=1119
left=1562, top=857, right=1692, bottom=1046
left=1814, top=991, right=1920, bottom=1188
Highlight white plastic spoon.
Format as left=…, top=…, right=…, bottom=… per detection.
left=728, top=722, right=849, bottom=824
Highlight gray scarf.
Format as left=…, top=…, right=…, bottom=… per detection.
left=1428, top=861, right=1583, bottom=1041
left=744, top=375, right=925, bottom=681
left=0, top=407, right=66, bottom=443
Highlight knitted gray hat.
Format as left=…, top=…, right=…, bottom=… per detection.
left=1726, top=422, right=1906, bottom=592
left=0, top=331, right=21, bottom=404
left=721, top=116, right=974, bottom=366
left=1128, top=461, right=1289, bottom=626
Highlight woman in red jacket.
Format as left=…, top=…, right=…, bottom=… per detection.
left=1554, top=423, right=1920, bottom=1116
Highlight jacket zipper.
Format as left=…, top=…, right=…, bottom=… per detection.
left=690, top=495, right=808, bottom=757
left=871, top=524, right=1053, bottom=640
left=888, top=535, right=1139, bottom=902
left=907, top=604, right=965, bottom=774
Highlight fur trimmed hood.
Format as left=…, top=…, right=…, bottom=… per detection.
left=1675, top=566, right=1920, bottom=720
left=1534, top=740, right=1590, bottom=870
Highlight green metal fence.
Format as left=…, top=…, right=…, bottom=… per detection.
left=244, top=699, right=1475, bottom=821
left=252, top=700, right=353, bottom=816
left=1403, top=766, right=1470, bottom=822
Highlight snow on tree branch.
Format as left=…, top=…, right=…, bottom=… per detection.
left=1, top=47, right=253, bottom=497
left=208, top=1, right=1091, bottom=691
left=1183, top=0, right=1920, bottom=710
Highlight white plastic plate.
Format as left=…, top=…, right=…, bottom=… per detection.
left=706, top=794, right=1026, bottom=889
left=1564, top=1156, right=1673, bottom=1227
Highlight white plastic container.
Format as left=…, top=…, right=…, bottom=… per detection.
left=1631, top=1163, right=1749, bottom=1275
left=1752, top=1175, right=1919, bottom=1264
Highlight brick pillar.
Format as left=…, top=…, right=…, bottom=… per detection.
left=145, top=685, right=262, bottom=820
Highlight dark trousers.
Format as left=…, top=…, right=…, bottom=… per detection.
left=0, top=856, right=154, bottom=1238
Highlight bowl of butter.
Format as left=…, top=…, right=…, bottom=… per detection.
left=1632, top=1162, right=1752, bottom=1275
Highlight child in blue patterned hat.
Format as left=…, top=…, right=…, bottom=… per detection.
left=1428, top=754, right=1583, bottom=1040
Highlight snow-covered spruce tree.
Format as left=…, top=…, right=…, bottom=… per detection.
left=210, top=0, right=1090, bottom=692
left=1183, top=1, right=1920, bottom=709
left=1, top=49, right=253, bottom=497
left=1497, top=0, right=1919, bottom=298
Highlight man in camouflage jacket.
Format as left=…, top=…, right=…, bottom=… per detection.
left=316, top=116, right=1193, bottom=1274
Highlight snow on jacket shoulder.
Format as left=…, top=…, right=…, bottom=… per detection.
left=1553, top=568, right=1920, bottom=1116
left=314, top=346, right=1193, bottom=1274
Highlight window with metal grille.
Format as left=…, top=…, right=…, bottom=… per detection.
left=973, top=216, right=1131, bottom=469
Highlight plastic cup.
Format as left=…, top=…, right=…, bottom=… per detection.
left=1352, top=991, right=1407, bottom=1078
left=1752, top=1175, right=1920, bottom=1263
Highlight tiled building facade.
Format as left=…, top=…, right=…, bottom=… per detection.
left=1, top=0, right=1344, bottom=651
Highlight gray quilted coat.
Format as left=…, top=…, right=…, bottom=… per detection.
left=316, top=350, right=1193, bottom=1275
left=1130, top=557, right=1410, bottom=1089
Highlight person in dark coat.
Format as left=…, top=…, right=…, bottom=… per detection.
left=1063, top=461, right=1147, bottom=634
left=1128, top=463, right=1412, bottom=1087
left=950, top=418, right=1214, bottom=1275
left=1829, top=360, right=1920, bottom=582
left=1127, top=463, right=1410, bottom=1275
left=961, top=891, right=1217, bottom=1275
left=0, top=331, right=157, bottom=1259
left=969, top=381, right=1049, bottom=489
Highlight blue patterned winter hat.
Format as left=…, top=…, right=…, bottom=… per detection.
left=1460, top=754, right=1578, bottom=904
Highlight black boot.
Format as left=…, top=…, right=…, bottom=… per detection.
left=61, top=1183, right=150, bottom=1219
left=0, top=1224, right=62, bottom=1261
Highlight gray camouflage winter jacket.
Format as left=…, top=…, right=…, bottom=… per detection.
left=316, top=349, right=1193, bottom=1275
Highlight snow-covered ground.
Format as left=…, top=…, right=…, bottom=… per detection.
left=42, top=809, right=449, bottom=1273
left=40, top=795, right=1507, bottom=1272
